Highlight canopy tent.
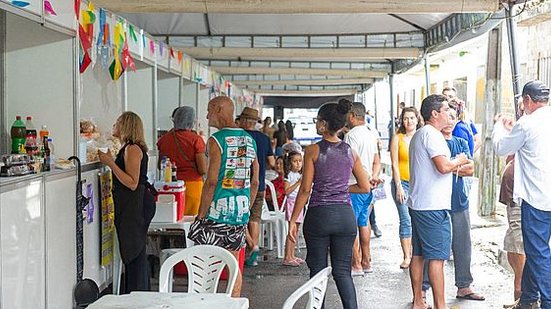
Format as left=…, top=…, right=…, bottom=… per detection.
left=93, top=0, right=505, bottom=106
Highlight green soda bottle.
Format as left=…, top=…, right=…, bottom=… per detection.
left=10, top=116, right=26, bottom=153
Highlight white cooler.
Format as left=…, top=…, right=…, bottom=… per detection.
left=152, top=194, right=178, bottom=223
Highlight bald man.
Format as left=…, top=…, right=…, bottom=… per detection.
left=189, top=96, right=259, bottom=297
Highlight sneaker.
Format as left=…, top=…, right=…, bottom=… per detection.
left=245, top=248, right=260, bottom=266
left=372, top=225, right=382, bottom=238
left=509, top=299, right=540, bottom=309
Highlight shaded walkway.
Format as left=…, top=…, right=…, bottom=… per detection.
left=242, top=175, right=513, bottom=308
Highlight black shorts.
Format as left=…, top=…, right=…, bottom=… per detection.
left=187, top=218, right=247, bottom=251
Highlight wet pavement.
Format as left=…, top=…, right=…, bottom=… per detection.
left=241, top=175, right=515, bottom=309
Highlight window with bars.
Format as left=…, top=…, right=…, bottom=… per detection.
left=537, top=56, right=551, bottom=86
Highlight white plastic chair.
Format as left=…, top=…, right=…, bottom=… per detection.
left=261, top=179, right=287, bottom=258
left=158, top=245, right=239, bottom=295
left=282, top=266, right=332, bottom=309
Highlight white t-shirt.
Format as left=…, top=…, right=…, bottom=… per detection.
left=344, top=125, right=379, bottom=185
left=285, top=171, right=301, bottom=200
left=493, top=106, right=551, bottom=211
left=407, top=125, right=452, bottom=211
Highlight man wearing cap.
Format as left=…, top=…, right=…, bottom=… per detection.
left=493, top=80, right=551, bottom=309
left=238, top=107, right=275, bottom=266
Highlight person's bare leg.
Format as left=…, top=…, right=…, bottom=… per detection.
left=410, top=256, right=426, bottom=308
left=245, top=229, right=253, bottom=249
left=351, top=235, right=363, bottom=272
left=284, top=222, right=297, bottom=263
left=428, top=259, right=446, bottom=309
left=359, top=226, right=371, bottom=269
left=507, top=252, right=526, bottom=300
left=248, top=221, right=260, bottom=250
left=230, top=250, right=242, bottom=297
left=400, top=238, right=412, bottom=268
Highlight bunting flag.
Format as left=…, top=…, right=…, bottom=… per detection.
left=78, top=2, right=95, bottom=73
left=74, top=0, right=81, bottom=18
left=44, top=0, right=57, bottom=15
left=140, top=29, right=145, bottom=61
left=159, top=42, right=164, bottom=57
left=169, top=47, right=175, bottom=59
left=11, top=1, right=29, bottom=7
left=129, top=25, right=138, bottom=42
left=108, top=21, right=125, bottom=80
left=177, top=50, right=183, bottom=64
left=96, top=9, right=110, bottom=70
left=149, top=40, right=155, bottom=56
left=121, top=33, right=136, bottom=72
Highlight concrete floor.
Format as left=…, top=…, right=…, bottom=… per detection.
left=241, top=176, right=515, bottom=309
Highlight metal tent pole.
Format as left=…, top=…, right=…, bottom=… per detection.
left=424, top=55, right=431, bottom=97
left=505, top=2, right=522, bottom=118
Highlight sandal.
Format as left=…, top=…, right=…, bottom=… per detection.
left=456, top=292, right=485, bottom=301
left=282, top=259, right=301, bottom=267
left=294, top=257, right=305, bottom=264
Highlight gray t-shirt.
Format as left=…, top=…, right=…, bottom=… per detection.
left=407, top=125, right=452, bottom=211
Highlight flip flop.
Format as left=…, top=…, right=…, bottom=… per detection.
left=294, top=257, right=305, bottom=264
left=456, top=293, right=485, bottom=301
left=351, top=270, right=364, bottom=276
left=282, top=259, right=301, bottom=267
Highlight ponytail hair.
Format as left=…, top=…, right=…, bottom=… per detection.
left=317, top=98, right=352, bottom=133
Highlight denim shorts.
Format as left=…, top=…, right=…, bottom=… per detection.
left=410, top=209, right=451, bottom=260
left=350, top=192, right=374, bottom=227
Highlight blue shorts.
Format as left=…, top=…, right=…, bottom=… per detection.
left=410, top=209, right=451, bottom=260
left=350, top=193, right=374, bottom=227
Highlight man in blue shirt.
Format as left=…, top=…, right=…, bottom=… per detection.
left=238, top=107, right=275, bottom=266
left=442, top=87, right=481, bottom=157
left=443, top=102, right=485, bottom=301
left=420, top=100, right=484, bottom=302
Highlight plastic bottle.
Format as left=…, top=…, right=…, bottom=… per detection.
left=25, top=116, right=38, bottom=156
left=171, top=162, right=177, bottom=182
left=39, top=125, right=49, bottom=141
left=42, top=136, right=51, bottom=172
left=47, top=138, right=55, bottom=170
left=10, top=116, right=26, bottom=154
left=160, top=156, right=167, bottom=181
left=164, top=158, right=172, bottom=183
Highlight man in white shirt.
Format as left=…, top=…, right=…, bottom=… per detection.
left=408, top=94, right=468, bottom=309
left=344, top=101, right=381, bottom=275
left=493, top=80, right=551, bottom=309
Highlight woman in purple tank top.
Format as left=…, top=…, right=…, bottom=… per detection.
left=288, top=99, right=371, bottom=309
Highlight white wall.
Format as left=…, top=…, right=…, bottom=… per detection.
left=6, top=13, right=74, bottom=158
left=126, top=65, right=154, bottom=149
left=197, top=86, right=210, bottom=136
left=80, top=57, right=123, bottom=141
left=157, top=71, right=180, bottom=131
left=181, top=81, right=197, bottom=109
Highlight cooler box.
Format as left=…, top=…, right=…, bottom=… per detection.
left=174, top=247, right=245, bottom=280
left=154, top=181, right=185, bottom=222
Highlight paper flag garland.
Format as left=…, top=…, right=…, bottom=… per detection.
left=44, top=0, right=56, bottom=15
left=177, top=51, right=183, bottom=64
left=96, top=9, right=110, bottom=70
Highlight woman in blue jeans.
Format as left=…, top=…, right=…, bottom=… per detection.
left=288, top=99, right=371, bottom=309
left=390, top=107, right=422, bottom=269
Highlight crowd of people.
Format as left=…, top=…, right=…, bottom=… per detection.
left=96, top=79, right=550, bottom=309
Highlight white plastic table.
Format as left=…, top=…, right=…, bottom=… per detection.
left=149, top=215, right=196, bottom=248
left=88, top=292, right=249, bottom=309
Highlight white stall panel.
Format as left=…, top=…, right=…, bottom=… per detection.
left=45, top=0, right=77, bottom=31
left=157, top=71, right=180, bottom=131
left=197, top=86, right=210, bottom=136
left=81, top=169, right=112, bottom=290
left=45, top=174, right=77, bottom=309
left=1, top=179, right=45, bottom=309
left=127, top=64, right=154, bottom=149
left=6, top=13, right=75, bottom=159
left=181, top=81, right=197, bottom=110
